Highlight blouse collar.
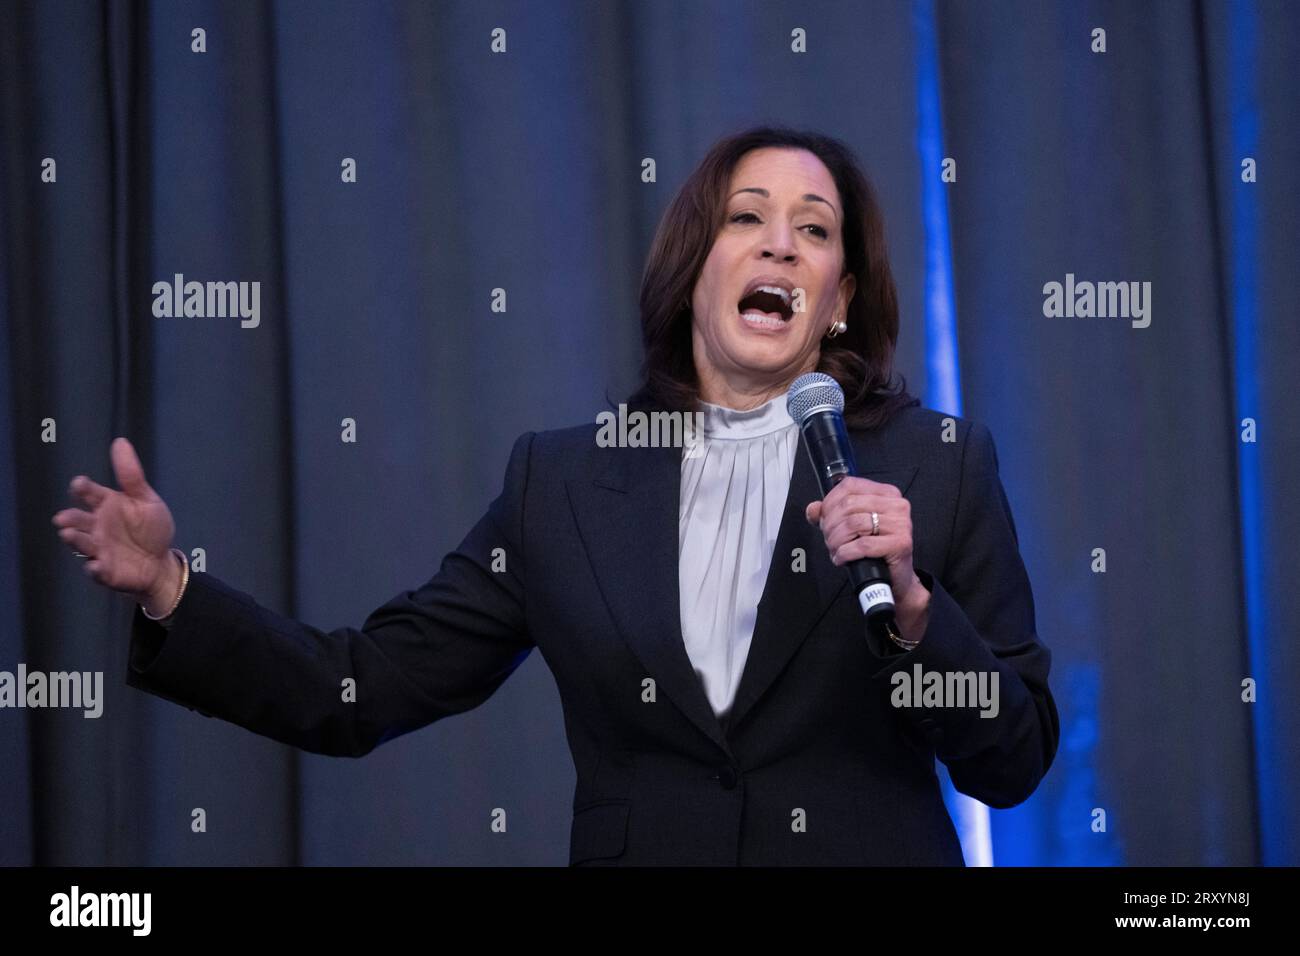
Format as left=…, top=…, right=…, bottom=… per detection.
left=698, top=394, right=797, bottom=440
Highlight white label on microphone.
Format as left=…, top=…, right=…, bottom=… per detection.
left=858, top=583, right=895, bottom=616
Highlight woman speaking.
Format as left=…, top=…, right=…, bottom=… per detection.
left=51, top=126, right=1058, bottom=866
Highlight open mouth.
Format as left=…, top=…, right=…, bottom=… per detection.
left=737, top=286, right=794, bottom=329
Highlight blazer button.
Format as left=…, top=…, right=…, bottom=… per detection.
left=717, top=765, right=739, bottom=790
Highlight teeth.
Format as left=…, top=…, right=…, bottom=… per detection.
left=741, top=311, right=787, bottom=329
left=748, top=285, right=792, bottom=305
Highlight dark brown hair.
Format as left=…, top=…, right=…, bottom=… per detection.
left=626, top=125, right=917, bottom=429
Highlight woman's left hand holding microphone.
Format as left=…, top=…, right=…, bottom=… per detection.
left=805, top=476, right=931, bottom=645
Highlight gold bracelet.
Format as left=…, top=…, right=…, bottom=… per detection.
left=884, top=618, right=920, bottom=652
left=141, top=548, right=190, bottom=622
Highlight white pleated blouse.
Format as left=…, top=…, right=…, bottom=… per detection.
left=678, top=394, right=800, bottom=720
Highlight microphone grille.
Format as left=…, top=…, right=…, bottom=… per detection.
left=786, top=372, right=845, bottom=425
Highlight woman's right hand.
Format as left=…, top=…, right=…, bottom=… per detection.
left=51, top=437, right=180, bottom=612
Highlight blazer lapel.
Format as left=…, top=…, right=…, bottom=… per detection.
left=566, top=440, right=732, bottom=755
left=723, top=434, right=917, bottom=735
left=565, top=425, right=918, bottom=753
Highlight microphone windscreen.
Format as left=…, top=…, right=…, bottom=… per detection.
left=786, top=372, right=844, bottom=425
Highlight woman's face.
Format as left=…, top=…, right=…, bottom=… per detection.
left=690, top=146, right=856, bottom=407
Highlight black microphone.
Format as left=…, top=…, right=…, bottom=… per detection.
left=786, top=372, right=896, bottom=625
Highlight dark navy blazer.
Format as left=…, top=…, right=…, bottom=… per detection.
left=126, top=403, right=1059, bottom=865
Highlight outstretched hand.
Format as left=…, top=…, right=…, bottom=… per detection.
left=51, top=437, right=176, bottom=600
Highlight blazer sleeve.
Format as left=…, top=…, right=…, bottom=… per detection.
left=124, top=431, right=537, bottom=758
left=869, top=421, right=1060, bottom=809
